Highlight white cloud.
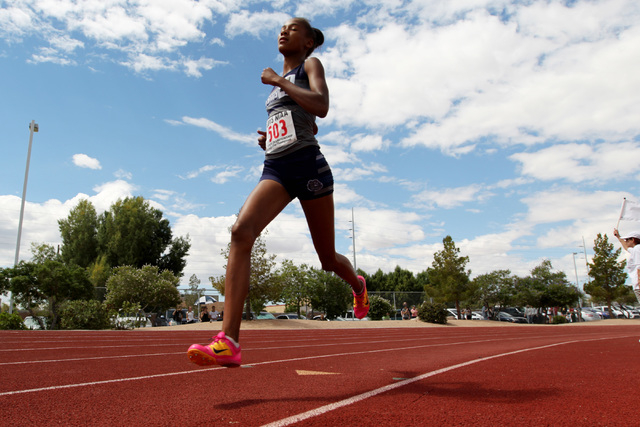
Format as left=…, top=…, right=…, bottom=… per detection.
left=180, top=116, right=255, bottom=144
left=114, top=169, right=132, bottom=180
left=225, top=10, right=290, bottom=38
left=412, top=184, right=492, bottom=210
left=72, top=153, right=101, bottom=169
left=182, top=56, right=226, bottom=78
left=211, top=166, right=244, bottom=184
left=181, top=165, right=218, bottom=180
left=318, top=1, right=640, bottom=155
left=511, top=141, right=640, bottom=183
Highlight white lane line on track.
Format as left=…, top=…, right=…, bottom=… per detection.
left=0, top=352, right=182, bottom=366
left=260, top=335, right=623, bottom=427
left=0, top=331, right=584, bottom=366
left=0, top=334, right=631, bottom=397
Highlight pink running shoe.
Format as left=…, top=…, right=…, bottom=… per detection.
left=187, top=331, right=241, bottom=367
left=353, top=275, right=370, bottom=319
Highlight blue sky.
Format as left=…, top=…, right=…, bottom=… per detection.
left=1, top=0, right=639, bottom=294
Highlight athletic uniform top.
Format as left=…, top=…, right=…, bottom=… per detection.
left=264, top=61, right=318, bottom=159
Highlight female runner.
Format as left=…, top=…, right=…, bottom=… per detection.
left=187, top=18, right=369, bottom=367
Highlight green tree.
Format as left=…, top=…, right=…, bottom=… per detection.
left=2, top=256, right=93, bottom=330
left=87, top=254, right=111, bottom=301
left=584, top=233, right=628, bottom=317
left=307, top=267, right=351, bottom=319
left=362, top=269, right=387, bottom=292
left=524, top=260, right=581, bottom=309
left=183, top=274, right=202, bottom=309
left=97, top=196, right=190, bottom=276
left=426, top=235, right=471, bottom=319
left=105, top=265, right=181, bottom=314
left=368, top=295, right=394, bottom=320
left=471, top=270, right=514, bottom=314
left=277, top=259, right=311, bottom=316
left=58, top=199, right=98, bottom=268
left=212, top=230, right=279, bottom=317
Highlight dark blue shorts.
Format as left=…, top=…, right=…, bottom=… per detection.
left=260, top=146, right=334, bottom=200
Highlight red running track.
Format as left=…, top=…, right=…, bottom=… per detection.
left=1, top=325, right=638, bottom=426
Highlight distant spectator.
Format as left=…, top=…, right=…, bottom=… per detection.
left=614, top=228, right=640, bottom=303
left=200, top=306, right=210, bottom=322
left=410, top=305, right=418, bottom=318
left=172, top=306, right=183, bottom=325
left=525, top=305, right=535, bottom=324
left=211, top=308, right=219, bottom=322
left=465, top=307, right=472, bottom=320
left=401, top=302, right=410, bottom=320
left=186, top=306, right=196, bottom=324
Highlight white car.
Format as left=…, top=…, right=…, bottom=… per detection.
left=23, top=316, right=46, bottom=330
left=594, top=306, right=626, bottom=319
left=578, top=308, right=600, bottom=322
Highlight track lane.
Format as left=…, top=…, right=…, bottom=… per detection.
left=0, top=326, right=637, bottom=425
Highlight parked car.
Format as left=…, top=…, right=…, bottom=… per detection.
left=579, top=308, right=601, bottom=321
left=495, top=312, right=528, bottom=323
left=23, top=316, right=46, bottom=330
left=256, top=312, right=276, bottom=320
left=500, top=307, right=525, bottom=317
left=276, top=313, right=306, bottom=319
left=595, top=305, right=625, bottom=319
left=150, top=313, right=169, bottom=326
left=115, top=313, right=151, bottom=329
left=619, top=305, right=640, bottom=318
left=166, top=308, right=189, bottom=325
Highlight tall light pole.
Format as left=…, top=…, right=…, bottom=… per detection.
left=580, top=235, right=590, bottom=274
left=572, top=252, right=582, bottom=322
left=9, top=120, right=38, bottom=314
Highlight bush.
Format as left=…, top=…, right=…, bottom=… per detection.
left=59, top=300, right=114, bottom=330
left=551, top=315, right=568, bottom=324
left=0, top=312, right=27, bottom=330
left=367, top=295, right=394, bottom=320
left=418, top=302, right=448, bottom=325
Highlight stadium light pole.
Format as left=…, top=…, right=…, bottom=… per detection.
left=9, top=120, right=38, bottom=314
left=572, top=252, right=582, bottom=322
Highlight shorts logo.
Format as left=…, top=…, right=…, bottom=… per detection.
left=307, top=179, right=323, bottom=192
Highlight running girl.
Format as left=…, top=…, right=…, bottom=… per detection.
left=187, top=18, right=369, bottom=367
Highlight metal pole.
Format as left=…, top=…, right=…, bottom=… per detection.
left=572, top=252, right=581, bottom=322
left=10, top=120, right=38, bottom=314
left=582, top=235, right=589, bottom=273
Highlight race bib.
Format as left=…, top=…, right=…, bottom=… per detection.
left=265, top=110, right=297, bottom=154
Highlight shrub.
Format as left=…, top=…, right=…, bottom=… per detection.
left=59, top=300, right=114, bottom=330
left=0, top=312, right=27, bottom=330
left=418, top=302, right=448, bottom=325
left=551, top=315, right=568, bottom=324
left=367, top=295, right=394, bottom=320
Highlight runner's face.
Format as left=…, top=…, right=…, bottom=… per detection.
left=278, top=20, right=313, bottom=55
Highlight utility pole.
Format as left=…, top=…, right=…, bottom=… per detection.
left=572, top=252, right=582, bottom=322
left=10, top=120, right=38, bottom=314
left=581, top=235, right=589, bottom=273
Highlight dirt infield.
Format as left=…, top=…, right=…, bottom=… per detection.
left=146, top=318, right=640, bottom=331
